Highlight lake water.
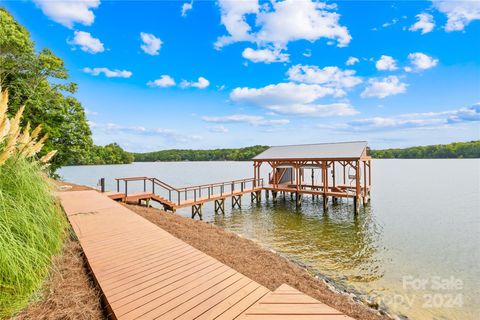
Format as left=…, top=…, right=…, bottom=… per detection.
left=58, top=160, right=480, bottom=320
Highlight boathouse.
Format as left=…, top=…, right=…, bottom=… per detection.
left=253, top=141, right=371, bottom=212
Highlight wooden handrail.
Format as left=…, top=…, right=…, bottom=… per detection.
left=178, top=177, right=259, bottom=191
left=115, top=176, right=150, bottom=181
left=151, top=178, right=178, bottom=191
left=114, top=176, right=263, bottom=205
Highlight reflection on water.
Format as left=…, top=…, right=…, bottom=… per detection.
left=214, top=197, right=384, bottom=285
left=58, top=160, right=480, bottom=320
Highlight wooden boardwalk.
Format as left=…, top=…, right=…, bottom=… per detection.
left=58, top=190, right=353, bottom=320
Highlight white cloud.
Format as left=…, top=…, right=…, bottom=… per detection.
left=33, top=0, right=100, bottom=28
left=180, top=77, right=210, bottom=89
left=382, top=18, right=399, bottom=28
left=406, top=52, right=439, bottom=71
left=181, top=1, right=193, bottom=17
left=286, top=65, right=362, bottom=96
left=329, top=103, right=480, bottom=131
left=89, top=122, right=201, bottom=142
left=84, top=108, right=98, bottom=116
left=147, top=75, right=176, bottom=88
left=409, top=13, right=435, bottom=34
left=215, top=0, right=259, bottom=48
left=140, top=32, right=162, bottom=55
left=432, top=0, right=480, bottom=31
left=346, top=56, right=359, bottom=66
left=361, top=76, right=407, bottom=99
left=202, top=114, right=289, bottom=126
left=231, top=82, right=335, bottom=106
left=83, top=67, right=132, bottom=78
left=265, top=103, right=358, bottom=117
left=208, top=125, right=229, bottom=133
left=303, top=49, right=312, bottom=57
left=215, top=0, right=351, bottom=50
left=375, top=55, right=398, bottom=71
left=68, top=31, right=104, bottom=53
left=230, top=82, right=357, bottom=117
left=242, top=47, right=289, bottom=63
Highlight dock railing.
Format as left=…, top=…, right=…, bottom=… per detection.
left=115, top=176, right=264, bottom=206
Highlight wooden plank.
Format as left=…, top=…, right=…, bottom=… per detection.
left=207, top=286, right=270, bottom=320
left=118, top=269, right=240, bottom=319
left=175, top=279, right=259, bottom=320
left=240, top=285, right=354, bottom=320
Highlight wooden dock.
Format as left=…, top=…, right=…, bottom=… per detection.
left=109, top=177, right=264, bottom=218
left=58, top=190, right=354, bottom=320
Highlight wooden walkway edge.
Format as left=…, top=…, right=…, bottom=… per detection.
left=57, top=190, right=354, bottom=320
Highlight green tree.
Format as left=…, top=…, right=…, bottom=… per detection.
left=0, top=8, right=92, bottom=172
left=0, top=8, right=134, bottom=170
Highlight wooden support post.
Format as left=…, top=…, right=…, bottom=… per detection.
left=100, top=178, right=105, bottom=193
left=353, top=196, right=359, bottom=215
left=323, top=195, right=328, bottom=211
left=191, top=204, right=203, bottom=219
left=232, top=195, right=242, bottom=209
left=295, top=192, right=302, bottom=207
left=265, top=189, right=269, bottom=199
left=363, top=160, right=367, bottom=204
left=214, top=199, right=225, bottom=214
left=353, top=160, right=361, bottom=214
left=253, top=161, right=257, bottom=187
left=272, top=191, right=277, bottom=202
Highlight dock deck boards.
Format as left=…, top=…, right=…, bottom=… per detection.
left=57, top=190, right=353, bottom=319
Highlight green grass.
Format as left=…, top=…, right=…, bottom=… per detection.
left=0, top=157, right=66, bottom=318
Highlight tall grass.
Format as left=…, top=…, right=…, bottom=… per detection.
left=0, top=89, right=65, bottom=318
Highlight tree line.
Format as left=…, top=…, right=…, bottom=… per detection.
left=133, top=145, right=269, bottom=162
left=369, top=140, right=480, bottom=159
left=0, top=8, right=132, bottom=172
left=133, top=141, right=479, bottom=162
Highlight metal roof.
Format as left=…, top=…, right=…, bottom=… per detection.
left=253, top=141, right=368, bottom=160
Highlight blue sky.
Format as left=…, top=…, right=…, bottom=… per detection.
left=3, top=0, right=480, bottom=152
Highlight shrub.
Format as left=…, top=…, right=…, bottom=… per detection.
left=0, top=90, right=65, bottom=317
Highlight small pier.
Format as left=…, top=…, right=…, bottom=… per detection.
left=106, top=177, right=264, bottom=219
left=104, top=141, right=372, bottom=216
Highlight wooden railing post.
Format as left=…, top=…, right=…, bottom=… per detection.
left=124, top=180, right=128, bottom=196
left=117, top=180, right=119, bottom=192
left=99, top=178, right=105, bottom=193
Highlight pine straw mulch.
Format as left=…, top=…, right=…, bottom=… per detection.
left=11, top=182, right=105, bottom=320
left=12, top=237, right=105, bottom=320
left=126, top=204, right=390, bottom=320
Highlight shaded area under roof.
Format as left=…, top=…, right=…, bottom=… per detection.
left=253, top=141, right=369, bottom=160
